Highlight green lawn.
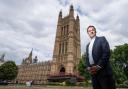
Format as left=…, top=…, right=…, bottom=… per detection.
left=0, top=85, right=91, bottom=89
left=0, top=85, right=126, bottom=89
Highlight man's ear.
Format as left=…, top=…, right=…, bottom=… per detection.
left=95, top=30, right=97, bottom=33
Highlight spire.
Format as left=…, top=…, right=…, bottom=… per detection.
left=58, top=10, right=62, bottom=24
left=59, top=10, right=62, bottom=18
left=70, top=5, right=74, bottom=10
left=76, top=14, right=79, bottom=21
left=28, top=48, right=33, bottom=63
left=29, top=48, right=33, bottom=57
left=69, top=5, right=74, bottom=17
left=77, top=14, right=79, bottom=19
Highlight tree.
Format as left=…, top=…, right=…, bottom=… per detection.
left=77, top=53, right=91, bottom=83
left=111, top=43, right=128, bottom=84
left=0, top=61, right=18, bottom=80
left=111, top=60, right=127, bottom=84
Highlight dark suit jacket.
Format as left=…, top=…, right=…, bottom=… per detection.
left=86, top=36, right=113, bottom=76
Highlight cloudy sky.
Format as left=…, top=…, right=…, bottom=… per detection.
left=0, top=0, right=128, bottom=64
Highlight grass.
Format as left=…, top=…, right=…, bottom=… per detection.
left=0, top=85, right=127, bottom=89
left=0, top=85, right=91, bottom=89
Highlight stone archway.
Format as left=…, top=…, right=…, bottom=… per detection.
left=60, top=67, right=65, bottom=72
left=59, top=65, right=65, bottom=74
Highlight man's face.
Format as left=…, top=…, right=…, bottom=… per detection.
left=87, top=27, right=96, bottom=39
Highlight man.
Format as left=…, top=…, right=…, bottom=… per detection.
left=85, top=25, right=116, bottom=89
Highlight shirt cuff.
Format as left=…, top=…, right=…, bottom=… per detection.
left=96, top=65, right=102, bottom=70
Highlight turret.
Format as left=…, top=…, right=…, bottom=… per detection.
left=58, top=10, right=62, bottom=24
left=69, top=5, right=74, bottom=17
left=76, top=14, right=79, bottom=22
left=33, top=56, right=38, bottom=63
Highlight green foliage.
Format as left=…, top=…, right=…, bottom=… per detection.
left=77, top=53, right=91, bottom=83
left=111, top=43, right=128, bottom=84
left=77, top=43, right=128, bottom=85
left=0, top=61, right=18, bottom=80
left=111, top=61, right=127, bottom=84
left=65, top=78, right=77, bottom=86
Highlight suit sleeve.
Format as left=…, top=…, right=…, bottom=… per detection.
left=85, top=44, right=90, bottom=67
left=98, top=36, right=110, bottom=68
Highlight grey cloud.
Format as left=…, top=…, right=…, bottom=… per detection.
left=0, top=0, right=128, bottom=64
left=58, top=0, right=69, bottom=6
left=76, top=0, right=128, bottom=55
left=0, top=0, right=60, bottom=64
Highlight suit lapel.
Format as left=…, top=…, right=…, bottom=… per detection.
left=92, top=36, right=98, bottom=62
left=92, top=36, right=97, bottom=50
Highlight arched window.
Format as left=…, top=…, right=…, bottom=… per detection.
left=59, top=43, right=61, bottom=54
left=67, top=25, right=69, bottom=35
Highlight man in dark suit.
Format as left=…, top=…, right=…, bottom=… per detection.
left=86, top=25, right=116, bottom=89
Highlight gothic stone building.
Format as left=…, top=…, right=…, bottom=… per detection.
left=16, top=49, right=51, bottom=84
left=16, top=5, right=81, bottom=84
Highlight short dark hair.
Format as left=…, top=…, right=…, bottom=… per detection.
left=87, top=25, right=96, bottom=33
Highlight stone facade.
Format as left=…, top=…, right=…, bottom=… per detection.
left=16, top=61, right=51, bottom=84
left=51, top=5, right=81, bottom=76
left=16, top=5, right=81, bottom=85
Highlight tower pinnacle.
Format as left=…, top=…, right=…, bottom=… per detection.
left=69, top=5, right=74, bottom=17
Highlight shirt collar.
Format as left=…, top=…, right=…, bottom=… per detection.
left=90, top=36, right=96, bottom=41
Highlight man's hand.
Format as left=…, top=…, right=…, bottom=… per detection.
left=87, top=66, right=96, bottom=75
left=90, top=66, right=98, bottom=75
left=87, top=65, right=101, bottom=75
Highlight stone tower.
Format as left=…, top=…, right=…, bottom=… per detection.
left=22, top=49, right=33, bottom=64
left=51, top=5, right=81, bottom=75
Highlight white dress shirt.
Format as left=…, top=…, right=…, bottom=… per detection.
left=88, top=36, right=96, bottom=65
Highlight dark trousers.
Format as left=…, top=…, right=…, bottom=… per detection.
left=92, top=74, right=116, bottom=89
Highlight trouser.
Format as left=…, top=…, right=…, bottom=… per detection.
left=92, top=74, right=116, bottom=89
